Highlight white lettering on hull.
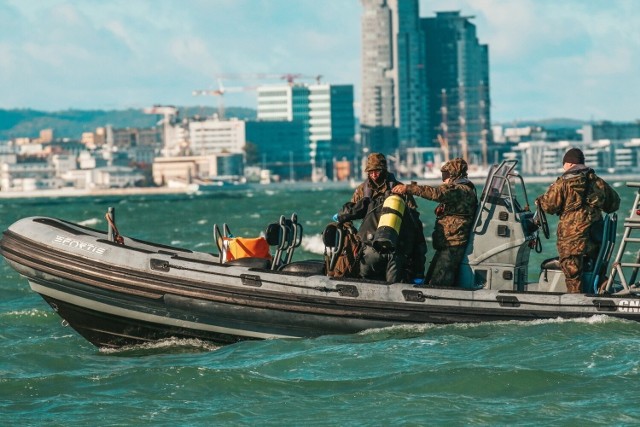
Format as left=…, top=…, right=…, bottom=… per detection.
left=618, top=299, right=640, bottom=313
left=53, top=235, right=106, bottom=255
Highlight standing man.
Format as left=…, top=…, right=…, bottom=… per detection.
left=536, top=148, right=620, bottom=293
left=392, top=158, right=477, bottom=287
left=336, top=152, right=426, bottom=283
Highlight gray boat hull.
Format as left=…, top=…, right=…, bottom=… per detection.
left=1, top=216, right=637, bottom=349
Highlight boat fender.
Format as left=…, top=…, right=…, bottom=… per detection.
left=279, top=260, right=326, bottom=275
left=372, top=195, right=406, bottom=253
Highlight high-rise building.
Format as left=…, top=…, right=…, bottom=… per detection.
left=256, top=83, right=355, bottom=178
left=257, top=85, right=311, bottom=123
left=360, top=0, right=427, bottom=153
left=308, top=84, right=355, bottom=166
left=245, top=120, right=310, bottom=180
left=421, top=12, right=492, bottom=164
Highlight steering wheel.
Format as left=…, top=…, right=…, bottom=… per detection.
left=534, top=199, right=550, bottom=239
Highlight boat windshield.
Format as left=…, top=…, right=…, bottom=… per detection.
left=480, top=160, right=529, bottom=214
left=481, top=161, right=515, bottom=200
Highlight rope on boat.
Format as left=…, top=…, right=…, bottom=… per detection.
left=105, top=212, right=124, bottom=245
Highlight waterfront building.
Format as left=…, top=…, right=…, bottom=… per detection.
left=245, top=119, right=310, bottom=180
left=308, top=84, right=356, bottom=169
left=0, top=141, right=17, bottom=166
left=110, top=127, right=162, bottom=149
left=257, top=85, right=310, bottom=122
left=493, top=124, right=581, bottom=144
left=582, top=121, right=640, bottom=143
left=0, top=159, right=58, bottom=191
left=80, top=129, right=152, bottom=167
left=256, top=82, right=355, bottom=179
left=508, top=139, right=640, bottom=175
left=81, top=131, right=103, bottom=148
left=421, top=11, right=492, bottom=166
left=14, top=142, right=44, bottom=156
left=92, top=166, right=145, bottom=188
left=151, top=154, right=244, bottom=186
left=130, top=145, right=157, bottom=166
left=44, top=140, right=86, bottom=157
left=188, top=117, right=246, bottom=156
left=360, top=0, right=427, bottom=152
left=492, top=126, right=546, bottom=144
left=77, top=151, right=97, bottom=170
left=51, top=154, right=77, bottom=177
left=35, top=129, right=54, bottom=144
left=60, top=169, right=94, bottom=189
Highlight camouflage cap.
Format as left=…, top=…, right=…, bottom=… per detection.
left=365, top=153, right=388, bottom=172
left=441, top=157, right=468, bottom=179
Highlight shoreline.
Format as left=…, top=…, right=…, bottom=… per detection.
left=1, top=173, right=637, bottom=199
left=0, top=181, right=357, bottom=199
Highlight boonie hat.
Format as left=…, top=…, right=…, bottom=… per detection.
left=441, top=157, right=468, bottom=179
left=365, top=153, right=388, bottom=172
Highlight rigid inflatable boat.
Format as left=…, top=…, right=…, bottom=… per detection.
left=2, top=160, right=640, bottom=349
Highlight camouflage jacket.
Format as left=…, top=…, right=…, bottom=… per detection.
left=537, top=166, right=620, bottom=256
left=406, top=178, right=478, bottom=249
left=338, top=172, right=418, bottom=246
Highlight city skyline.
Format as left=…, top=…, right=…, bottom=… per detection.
left=2, top=0, right=639, bottom=123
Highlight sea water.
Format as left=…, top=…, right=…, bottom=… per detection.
left=2, top=182, right=640, bottom=425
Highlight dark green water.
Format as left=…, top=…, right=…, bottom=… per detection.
left=2, top=182, right=640, bottom=425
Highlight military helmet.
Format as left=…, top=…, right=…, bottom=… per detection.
left=365, top=153, right=388, bottom=172
left=441, top=158, right=468, bottom=179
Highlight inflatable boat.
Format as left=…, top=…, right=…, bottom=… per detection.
left=2, top=160, right=640, bottom=349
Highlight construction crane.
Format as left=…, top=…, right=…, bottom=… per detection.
left=215, top=73, right=323, bottom=85
left=192, top=79, right=255, bottom=119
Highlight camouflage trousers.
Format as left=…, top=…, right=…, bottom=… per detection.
left=559, top=241, right=599, bottom=293
left=425, top=246, right=467, bottom=287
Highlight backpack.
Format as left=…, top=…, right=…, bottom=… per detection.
left=324, top=223, right=362, bottom=278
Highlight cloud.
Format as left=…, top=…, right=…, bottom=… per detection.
left=1, top=0, right=638, bottom=121
left=423, top=0, right=640, bottom=121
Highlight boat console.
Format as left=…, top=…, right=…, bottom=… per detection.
left=460, top=160, right=538, bottom=291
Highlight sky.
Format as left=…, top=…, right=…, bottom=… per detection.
left=1, top=0, right=639, bottom=123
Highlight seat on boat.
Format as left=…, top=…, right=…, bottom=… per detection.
left=538, top=214, right=617, bottom=293
left=541, top=257, right=561, bottom=271
left=583, top=213, right=617, bottom=293
left=214, top=213, right=303, bottom=271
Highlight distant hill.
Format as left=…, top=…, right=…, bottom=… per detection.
left=0, top=107, right=257, bottom=140
left=1, top=108, right=596, bottom=142
left=495, top=118, right=588, bottom=130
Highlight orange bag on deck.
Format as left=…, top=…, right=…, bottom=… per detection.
left=224, top=237, right=272, bottom=261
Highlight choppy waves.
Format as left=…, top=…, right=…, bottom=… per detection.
left=3, top=184, right=640, bottom=425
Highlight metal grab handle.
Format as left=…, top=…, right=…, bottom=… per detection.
left=329, top=227, right=345, bottom=272
left=271, top=215, right=288, bottom=270
left=213, top=224, right=223, bottom=263
left=285, top=213, right=303, bottom=264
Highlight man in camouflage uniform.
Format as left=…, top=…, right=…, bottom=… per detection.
left=392, top=158, right=477, bottom=287
left=336, top=153, right=427, bottom=283
left=537, top=148, right=620, bottom=293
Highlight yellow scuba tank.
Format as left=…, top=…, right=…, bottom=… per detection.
left=373, top=194, right=406, bottom=253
